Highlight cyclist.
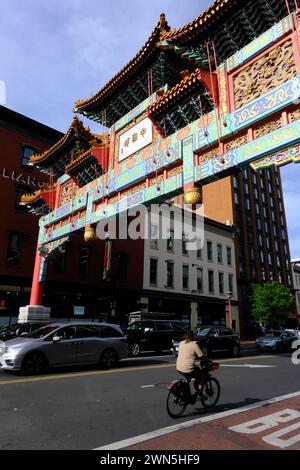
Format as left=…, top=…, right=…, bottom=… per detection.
left=176, top=330, right=207, bottom=399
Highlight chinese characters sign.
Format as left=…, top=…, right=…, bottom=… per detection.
left=118, top=117, right=153, bottom=162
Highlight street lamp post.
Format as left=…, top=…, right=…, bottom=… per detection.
left=227, top=291, right=233, bottom=329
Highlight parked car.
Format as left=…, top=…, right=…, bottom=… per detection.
left=256, top=330, right=298, bottom=352
left=171, top=326, right=240, bottom=358
left=0, top=323, right=45, bottom=342
left=127, top=319, right=187, bottom=356
left=0, top=322, right=128, bottom=374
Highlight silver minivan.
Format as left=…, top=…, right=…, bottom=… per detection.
left=0, top=322, right=128, bottom=374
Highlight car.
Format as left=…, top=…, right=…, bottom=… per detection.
left=0, top=322, right=128, bottom=374
left=171, top=326, right=240, bottom=358
left=0, top=323, right=45, bottom=342
left=256, top=330, right=298, bottom=353
left=126, top=319, right=187, bottom=356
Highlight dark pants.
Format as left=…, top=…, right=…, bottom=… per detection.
left=178, top=366, right=204, bottom=390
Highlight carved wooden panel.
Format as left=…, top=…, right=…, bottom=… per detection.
left=233, top=38, right=296, bottom=110
left=225, top=134, right=248, bottom=151
left=122, top=182, right=147, bottom=198
left=199, top=146, right=220, bottom=162
left=168, top=166, right=183, bottom=177
left=108, top=195, right=120, bottom=204
left=254, top=118, right=282, bottom=139
left=149, top=174, right=165, bottom=186
left=60, top=181, right=78, bottom=206
left=290, top=108, right=300, bottom=123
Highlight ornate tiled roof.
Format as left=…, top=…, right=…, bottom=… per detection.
left=29, top=116, right=93, bottom=166
left=162, top=0, right=240, bottom=43
left=147, top=70, right=202, bottom=113
left=20, top=184, right=57, bottom=206
left=74, top=14, right=171, bottom=114
left=65, top=149, right=93, bottom=172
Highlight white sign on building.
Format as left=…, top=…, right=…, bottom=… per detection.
left=118, top=117, right=153, bottom=162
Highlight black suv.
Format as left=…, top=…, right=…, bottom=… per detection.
left=0, top=323, right=45, bottom=342
left=127, top=320, right=187, bottom=356
left=172, top=326, right=240, bottom=358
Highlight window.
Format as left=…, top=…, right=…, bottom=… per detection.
left=233, top=176, right=239, bottom=189
left=182, top=233, right=188, bottom=255
left=268, top=253, right=273, bottom=266
left=260, top=251, right=265, bottom=264
left=117, top=253, right=128, bottom=281
left=217, top=244, right=223, bottom=264
left=182, top=265, right=189, bottom=290
left=166, top=262, right=174, bottom=288
left=150, top=225, right=159, bottom=249
left=100, top=326, right=123, bottom=337
left=150, top=258, right=158, bottom=286
left=167, top=229, right=174, bottom=252
left=208, top=270, right=214, bottom=293
left=197, top=268, right=203, bottom=292
left=219, top=272, right=224, bottom=295
left=79, top=246, right=90, bottom=277
left=234, top=192, right=240, bottom=205
left=227, top=247, right=232, bottom=266
left=228, top=274, right=234, bottom=294
left=156, top=321, right=172, bottom=331
left=197, top=248, right=202, bottom=259
left=22, top=146, right=36, bottom=166
left=77, top=326, right=99, bottom=338
left=207, top=241, right=213, bottom=261
left=245, top=198, right=251, bottom=211
left=6, top=232, right=23, bottom=265
left=54, top=326, right=76, bottom=341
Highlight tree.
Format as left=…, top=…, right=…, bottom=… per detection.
left=251, top=282, right=294, bottom=328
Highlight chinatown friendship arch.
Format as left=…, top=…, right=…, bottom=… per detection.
left=20, top=0, right=300, bottom=323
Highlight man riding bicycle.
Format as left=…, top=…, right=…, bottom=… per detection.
left=176, top=330, right=207, bottom=399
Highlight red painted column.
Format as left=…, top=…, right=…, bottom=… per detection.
left=29, top=248, right=44, bottom=306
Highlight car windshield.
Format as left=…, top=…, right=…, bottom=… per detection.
left=196, top=328, right=211, bottom=336
left=264, top=331, right=281, bottom=338
left=28, top=326, right=59, bottom=339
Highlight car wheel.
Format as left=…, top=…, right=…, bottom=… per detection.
left=21, top=352, right=48, bottom=375
left=100, top=349, right=118, bottom=369
left=130, top=343, right=141, bottom=357
left=231, top=344, right=240, bottom=357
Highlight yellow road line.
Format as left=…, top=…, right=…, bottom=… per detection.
left=0, top=354, right=277, bottom=386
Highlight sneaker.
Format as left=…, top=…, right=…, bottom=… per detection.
left=198, top=390, right=209, bottom=401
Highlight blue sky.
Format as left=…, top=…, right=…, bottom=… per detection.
left=0, top=0, right=299, bottom=257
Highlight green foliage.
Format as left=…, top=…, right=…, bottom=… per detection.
left=251, top=282, right=294, bottom=328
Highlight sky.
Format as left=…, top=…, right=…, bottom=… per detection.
left=0, top=0, right=299, bottom=258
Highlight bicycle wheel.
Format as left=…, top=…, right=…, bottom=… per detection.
left=201, top=377, right=221, bottom=409
left=166, top=382, right=187, bottom=418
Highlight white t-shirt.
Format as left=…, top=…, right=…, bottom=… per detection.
left=176, top=340, right=203, bottom=374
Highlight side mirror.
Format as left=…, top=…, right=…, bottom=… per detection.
left=53, top=336, right=62, bottom=343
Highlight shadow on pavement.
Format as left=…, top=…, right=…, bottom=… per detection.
left=176, top=397, right=264, bottom=420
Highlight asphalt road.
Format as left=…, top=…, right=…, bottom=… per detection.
left=0, top=347, right=299, bottom=450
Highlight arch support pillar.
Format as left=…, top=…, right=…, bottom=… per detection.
left=18, top=245, right=51, bottom=325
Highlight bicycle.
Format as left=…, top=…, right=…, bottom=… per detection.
left=166, top=358, right=221, bottom=418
